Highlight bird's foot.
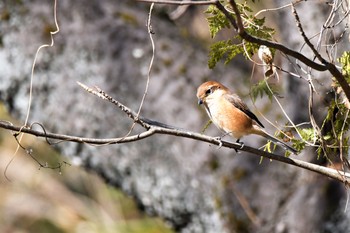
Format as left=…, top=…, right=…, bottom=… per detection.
left=235, top=139, right=244, bottom=152
left=214, top=136, right=223, bottom=149
left=214, top=132, right=231, bottom=149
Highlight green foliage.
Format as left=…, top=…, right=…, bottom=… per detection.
left=293, top=139, right=306, bottom=154
left=322, top=100, right=350, bottom=152
left=291, top=128, right=314, bottom=153
left=315, top=52, right=350, bottom=157
left=263, top=128, right=307, bottom=155
left=339, top=51, right=350, bottom=80
left=262, top=140, right=276, bottom=154
left=250, top=79, right=275, bottom=102
left=245, top=17, right=274, bottom=40
left=205, top=1, right=275, bottom=69
left=208, top=39, right=261, bottom=69
left=205, top=4, right=231, bottom=38
left=208, top=40, right=244, bottom=69
left=299, top=128, right=317, bottom=142
left=205, top=1, right=350, bottom=157
left=201, top=119, right=213, bottom=133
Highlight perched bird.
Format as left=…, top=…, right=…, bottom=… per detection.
left=196, top=80, right=297, bottom=154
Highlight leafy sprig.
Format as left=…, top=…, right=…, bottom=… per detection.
left=205, top=1, right=275, bottom=68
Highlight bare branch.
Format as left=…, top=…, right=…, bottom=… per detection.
left=77, top=82, right=151, bottom=130
left=220, top=0, right=327, bottom=71
left=223, top=0, right=350, bottom=105
left=254, top=1, right=300, bottom=18
left=137, top=0, right=218, bottom=5
left=0, top=120, right=156, bottom=145
left=1, top=119, right=350, bottom=184
left=137, top=0, right=350, bottom=100
left=291, top=4, right=327, bottom=65
left=2, top=84, right=350, bottom=184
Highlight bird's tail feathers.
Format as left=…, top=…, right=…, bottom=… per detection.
left=255, top=128, right=298, bottom=154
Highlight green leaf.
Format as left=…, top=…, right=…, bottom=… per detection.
left=240, top=41, right=259, bottom=59
left=205, top=1, right=275, bottom=68
left=208, top=39, right=263, bottom=69
left=298, top=128, right=316, bottom=141
left=208, top=40, right=244, bottom=69
left=339, top=51, right=350, bottom=81
left=250, top=79, right=275, bottom=102
left=205, top=5, right=231, bottom=38
left=292, top=139, right=306, bottom=153
left=208, top=40, right=230, bottom=69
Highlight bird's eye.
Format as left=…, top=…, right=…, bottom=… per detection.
left=205, top=88, right=212, bottom=95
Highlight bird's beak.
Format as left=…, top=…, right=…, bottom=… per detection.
left=198, top=98, right=203, bottom=105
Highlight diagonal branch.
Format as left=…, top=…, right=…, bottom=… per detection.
left=139, top=0, right=327, bottom=70
left=137, top=0, right=350, bottom=101
left=137, top=0, right=218, bottom=5
left=1, top=84, right=350, bottom=184
left=291, top=4, right=326, bottom=65
left=224, top=0, right=350, bottom=103
left=1, top=115, right=350, bottom=184
left=219, top=0, right=328, bottom=71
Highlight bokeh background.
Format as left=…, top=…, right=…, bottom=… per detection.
left=0, top=105, right=173, bottom=233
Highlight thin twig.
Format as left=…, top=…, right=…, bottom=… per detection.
left=260, top=79, right=315, bottom=146
left=137, top=0, right=218, bottom=5
left=5, top=0, right=60, bottom=181
left=1, top=119, right=350, bottom=183
left=137, top=2, right=155, bottom=124
left=339, top=109, right=350, bottom=169
left=307, top=78, right=322, bottom=146
left=25, top=0, right=60, bottom=128
left=291, top=4, right=327, bottom=65
left=254, top=1, right=303, bottom=18
left=122, top=3, right=156, bottom=138
left=2, top=84, right=350, bottom=184
left=138, top=0, right=350, bottom=99
left=77, top=82, right=151, bottom=129
left=231, top=184, right=261, bottom=228
left=224, top=0, right=350, bottom=100
left=216, top=0, right=328, bottom=72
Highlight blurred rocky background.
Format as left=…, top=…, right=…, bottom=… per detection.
left=0, top=104, right=173, bottom=233
left=0, top=0, right=349, bottom=232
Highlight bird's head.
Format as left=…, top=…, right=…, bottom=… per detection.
left=196, top=81, right=229, bottom=105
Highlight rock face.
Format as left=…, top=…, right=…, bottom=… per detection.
left=0, top=0, right=349, bottom=232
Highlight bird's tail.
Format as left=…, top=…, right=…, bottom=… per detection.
left=254, top=127, right=298, bottom=154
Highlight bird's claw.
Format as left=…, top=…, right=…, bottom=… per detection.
left=215, top=137, right=223, bottom=149
left=234, top=139, right=244, bottom=153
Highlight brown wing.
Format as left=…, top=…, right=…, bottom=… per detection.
left=224, top=93, right=265, bottom=128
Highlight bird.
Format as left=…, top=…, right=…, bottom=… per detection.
left=196, top=80, right=297, bottom=154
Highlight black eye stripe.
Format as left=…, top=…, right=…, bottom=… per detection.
left=205, top=86, right=219, bottom=96
left=205, top=88, right=212, bottom=95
